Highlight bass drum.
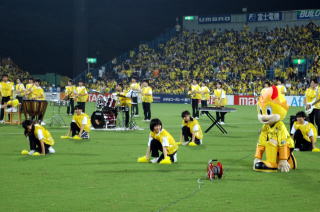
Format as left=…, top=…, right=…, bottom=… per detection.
left=91, top=111, right=106, bottom=129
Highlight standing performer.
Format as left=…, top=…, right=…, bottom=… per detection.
left=75, top=80, right=88, bottom=112
left=116, top=83, right=132, bottom=128
left=290, top=111, right=320, bottom=152
left=213, top=81, right=227, bottom=125
left=0, top=74, right=14, bottom=123
left=15, top=78, right=25, bottom=103
left=21, top=120, right=55, bottom=156
left=61, top=105, right=91, bottom=139
left=137, top=118, right=178, bottom=164
left=188, top=79, right=201, bottom=119
left=141, top=80, right=153, bottom=121
left=180, top=110, right=203, bottom=146
left=304, top=78, right=320, bottom=136
left=65, top=80, right=76, bottom=115
left=200, top=82, right=210, bottom=114
left=31, top=79, right=45, bottom=100
left=25, top=78, right=34, bottom=100
left=130, top=78, right=140, bottom=117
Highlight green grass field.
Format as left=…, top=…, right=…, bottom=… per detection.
left=0, top=103, right=319, bottom=212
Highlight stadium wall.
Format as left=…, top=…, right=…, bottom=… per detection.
left=183, top=9, right=320, bottom=32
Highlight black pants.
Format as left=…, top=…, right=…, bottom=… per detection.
left=150, top=139, right=176, bottom=163
left=191, top=99, right=199, bottom=118
left=294, top=130, right=313, bottom=151
left=216, top=112, right=226, bottom=122
left=0, top=96, right=10, bottom=120
left=29, top=133, right=50, bottom=153
left=125, top=110, right=129, bottom=128
left=142, top=102, right=151, bottom=120
left=131, top=97, right=139, bottom=115
left=201, top=100, right=207, bottom=114
left=67, top=98, right=75, bottom=115
left=182, top=126, right=201, bottom=144
left=77, top=102, right=86, bottom=112
left=308, top=108, right=320, bottom=134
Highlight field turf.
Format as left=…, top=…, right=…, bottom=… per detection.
left=0, top=103, right=319, bottom=212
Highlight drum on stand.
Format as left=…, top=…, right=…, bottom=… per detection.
left=22, top=100, right=48, bottom=121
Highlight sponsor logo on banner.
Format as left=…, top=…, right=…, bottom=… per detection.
left=247, top=12, right=282, bottom=22
left=234, top=96, right=257, bottom=105
left=198, top=15, right=231, bottom=24
left=285, top=96, right=305, bottom=107
left=297, top=10, right=320, bottom=19
left=45, top=92, right=60, bottom=101
left=88, top=93, right=112, bottom=102
left=153, top=94, right=190, bottom=104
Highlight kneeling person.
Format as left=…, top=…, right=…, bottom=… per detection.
left=291, top=111, right=320, bottom=152
left=21, top=120, right=55, bottom=155
left=137, top=118, right=178, bottom=164
left=64, top=105, right=91, bottom=139
left=180, top=110, right=203, bottom=146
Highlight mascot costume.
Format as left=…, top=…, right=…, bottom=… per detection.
left=253, top=86, right=297, bottom=173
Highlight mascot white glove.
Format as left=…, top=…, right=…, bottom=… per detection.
left=278, top=160, right=290, bottom=172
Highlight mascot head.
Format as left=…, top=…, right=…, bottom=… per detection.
left=257, top=85, right=289, bottom=124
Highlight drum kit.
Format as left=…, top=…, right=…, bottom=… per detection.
left=91, top=95, right=136, bottom=130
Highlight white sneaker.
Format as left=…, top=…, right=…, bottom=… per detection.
left=294, top=148, right=300, bottom=151
left=0, top=120, right=4, bottom=124
left=150, top=157, right=159, bottom=163
left=41, top=121, right=46, bottom=126
left=195, top=117, right=199, bottom=120
left=28, top=150, right=35, bottom=155
left=219, top=122, right=225, bottom=125
left=173, top=153, right=178, bottom=162
left=48, top=147, right=55, bottom=154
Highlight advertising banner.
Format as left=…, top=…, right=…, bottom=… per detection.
left=297, top=9, right=320, bottom=20
left=198, top=15, right=231, bottom=24
left=247, top=12, right=282, bottom=22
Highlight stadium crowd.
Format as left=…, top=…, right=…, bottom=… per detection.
left=86, top=24, right=320, bottom=95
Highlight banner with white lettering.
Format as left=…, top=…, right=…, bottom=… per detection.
left=297, top=10, right=320, bottom=20
left=247, top=12, right=282, bottom=22
left=198, top=15, right=231, bottom=24
left=45, top=92, right=60, bottom=102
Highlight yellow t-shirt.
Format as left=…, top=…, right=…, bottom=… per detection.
left=200, top=86, right=210, bottom=100
left=72, top=113, right=91, bottom=132
left=31, top=86, right=45, bottom=100
left=118, top=89, right=132, bottom=106
left=65, top=85, right=76, bottom=98
left=26, top=83, right=34, bottom=99
left=141, top=86, right=153, bottom=103
left=181, top=119, right=203, bottom=140
left=0, top=81, right=14, bottom=97
left=291, top=121, right=317, bottom=142
left=7, top=99, right=19, bottom=107
left=190, top=84, right=201, bottom=99
left=34, top=124, right=55, bottom=146
left=76, top=86, right=89, bottom=102
left=214, top=89, right=227, bottom=106
left=149, top=129, right=178, bottom=155
left=305, top=87, right=319, bottom=108
left=276, top=85, right=287, bottom=95
left=15, top=83, right=25, bottom=97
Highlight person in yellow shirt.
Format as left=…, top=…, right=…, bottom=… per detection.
left=25, top=78, right=34, bottom=100
left=141, top=80, right=153, bottom=121
left=63, top=105, right=91, bottom=139
left=75, top=80, right=88, bottom=112
left=65, top=80, right=76, bottom=115
left=130, top=78, right=141, bottom=117
left=116, top=83, right=132, bottom=128
left=137, top=118, right=178, bottom=164
left=21, top=120, right=55, bottom=156
left=180, top=110, right=203, bottom=146
left=304, top=78, right=320, bottom=135
left=31, top=79, right=45, bottom=100
left=15, top=78, right=25, bottom=103
left=290, top=111, right=320, bottom=152
left=200, top=82, right=210, bottom=114
left=213, top=81, right=227, bottom=125
left=0, top=74, right=14, bottom=123
left=188, top=79, right=201, bottom=119
left=276, top=79, right=287, bottom=95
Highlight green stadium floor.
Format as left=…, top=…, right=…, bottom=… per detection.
left=0, top=103, right=319, bottom=212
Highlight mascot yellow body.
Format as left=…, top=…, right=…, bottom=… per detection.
left=253, top=86, right=297, bottom=172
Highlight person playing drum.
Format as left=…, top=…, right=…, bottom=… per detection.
left=115, top=83, right=132, bottom=128
left=31, top=79, right=45, bottom=100
left=61, top=105, right=91, bottom=140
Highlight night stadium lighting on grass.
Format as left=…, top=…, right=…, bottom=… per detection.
left=292, top=58, right=306, bottom=65
left=184, top=16, right=195, bottom=21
